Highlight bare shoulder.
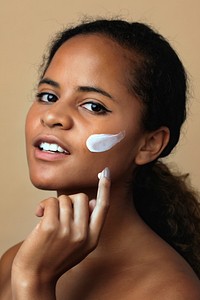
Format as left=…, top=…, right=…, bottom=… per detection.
left=0, top=242, right=22, bottom=300
left=134, top=265, right=200, bottom=300
left=0, top=242, right=22, bottom=278
left=120, top=271, right=199, bottom=300
left=154, top=273, right=200, bottom=300
left=138, top=232, right=200, bottom=300
left=125, top=252, right=200, bottom=300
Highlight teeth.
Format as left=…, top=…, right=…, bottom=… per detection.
left=39, top=142, right=67, bottom=153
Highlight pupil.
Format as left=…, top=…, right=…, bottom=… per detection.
left=92, top=103, right=101, bottom=112
left=48, top=94, right=55, bottom=101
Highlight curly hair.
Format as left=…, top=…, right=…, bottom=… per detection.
left=134, top=161, right=200, bottom=277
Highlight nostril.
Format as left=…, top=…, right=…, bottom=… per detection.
left=41, top=117, right=64, bottom=128
left=41, top=109, right=73, bottom=129
left=52, top=122, right=63, bottom=127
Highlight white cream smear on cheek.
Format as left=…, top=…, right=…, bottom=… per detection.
left=86, top=131, right=125, bottom=153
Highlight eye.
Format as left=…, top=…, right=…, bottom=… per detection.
left=36, top=92, right=58, bottom=103
left=81, top=102, right=111, bottom=114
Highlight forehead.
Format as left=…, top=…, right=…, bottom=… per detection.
left=55, top=33, right=128, bottom=61
left=48, top=34, right=131, bottom=78
left=45, top=34, right=136, bottom=99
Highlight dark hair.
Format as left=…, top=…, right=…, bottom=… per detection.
left=40, top=18, right=200, bottom=277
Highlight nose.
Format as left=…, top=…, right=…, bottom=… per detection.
left=41, top=102, right=73, bottom=129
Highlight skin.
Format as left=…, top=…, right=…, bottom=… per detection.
left=0, top=34, right=200, bottom=300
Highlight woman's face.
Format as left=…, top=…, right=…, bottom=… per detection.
left=25, top=34, right=146, bottom=194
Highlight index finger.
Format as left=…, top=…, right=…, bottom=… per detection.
left=89, top=167, right=111, bottom=243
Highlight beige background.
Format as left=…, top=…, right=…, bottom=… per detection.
left=0, top=0, right=199, bottom=255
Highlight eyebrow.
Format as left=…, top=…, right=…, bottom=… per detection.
left=38, top=78, right=60, bottom=88
left=38, top=77, right=114, bottom=100
left=77, top=86, right=113, bottom=99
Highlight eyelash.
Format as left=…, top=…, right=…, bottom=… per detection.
left=81, top=102, right=111, bottom=115
left=36, top=92, right=111, bottom=115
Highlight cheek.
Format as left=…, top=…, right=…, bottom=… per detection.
left=25, top=112, right=32, bottom=145
left=25, top=106, right=40, bottom=138
left=85, top=135, right=138, bottom=182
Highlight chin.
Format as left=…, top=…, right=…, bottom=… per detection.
left=30, top=175, right=98, bottom=196
left=30, top=178, right=57, bottom=191
left=29, top=172, right=60, bottom=191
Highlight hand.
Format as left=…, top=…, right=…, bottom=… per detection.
left=11, top=168, right=110, bottom=299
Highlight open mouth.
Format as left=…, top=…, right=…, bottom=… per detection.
left=39, top=142, right=69, bottom=154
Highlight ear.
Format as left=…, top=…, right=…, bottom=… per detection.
left=135, top=127, right=170, bottom=165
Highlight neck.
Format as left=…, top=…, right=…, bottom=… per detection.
left=88, top=181, right=149, bottom=262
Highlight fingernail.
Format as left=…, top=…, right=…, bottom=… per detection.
left=102, top=167, right=110, bottom=179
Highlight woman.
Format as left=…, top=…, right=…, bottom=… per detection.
left=0, top=19, right=200, bottom=299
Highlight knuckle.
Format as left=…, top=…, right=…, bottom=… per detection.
left=41, top=220, right=59, bottom=233
left=58, top=194, right=69, bottom=201
left=76, top=192, right=85, bottom=197
left=59, top=196, right=73, bottom=211
left=46, top=197, right=58, bottom=203
left=76, top=192, right=86, bottom=197
left=73, top=230, right=87, bottom=245
left=40, top=197, right=58, bottom=207
left=59, top=195, right=71, bottom=205
left=71, top=193, right=89, bottom=202
left=59, top=226, right=71, bottom=239
left=48, top=197, right=59, bottom=206
left=77, top=193, right=89, bottom=202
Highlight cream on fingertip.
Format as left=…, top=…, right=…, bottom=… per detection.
left=98, top=167, right=110, bottom=180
